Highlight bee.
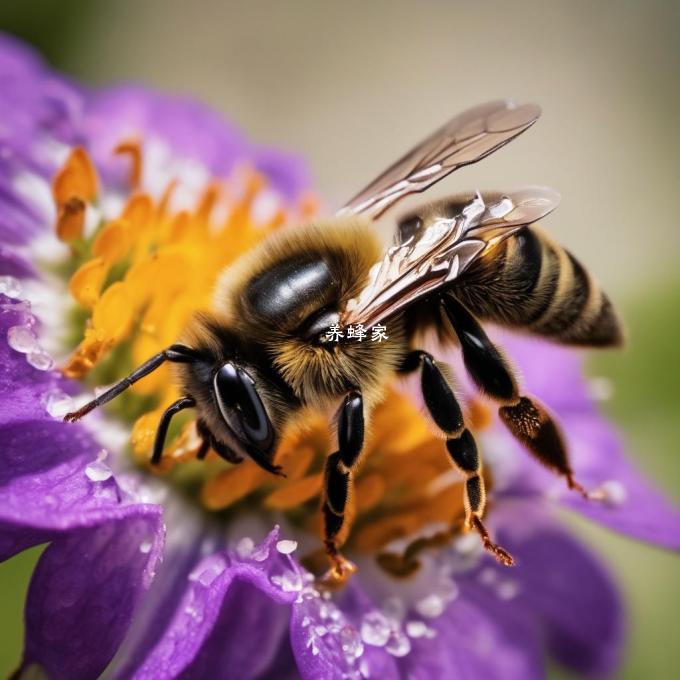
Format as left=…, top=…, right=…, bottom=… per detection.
left=65, top=101, right=623, bottom=584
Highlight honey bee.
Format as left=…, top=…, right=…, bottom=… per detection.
left=65, top=101, right=623, bottom=583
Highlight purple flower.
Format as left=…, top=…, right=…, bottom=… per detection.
left=1, top=32, right=679, bottom=680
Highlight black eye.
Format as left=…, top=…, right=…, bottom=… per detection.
left=213, top=363, right=274, bottom=450
left=299, top=307, right=340, bottom=343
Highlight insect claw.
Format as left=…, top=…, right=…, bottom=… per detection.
left=567, top=474, right=591, bottom=500
left=471, top=516, right=515, bottom=567
left=317, top=554, right=357, bottom=591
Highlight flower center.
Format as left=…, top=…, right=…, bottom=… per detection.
left=54, top=143, right=492, bottom=577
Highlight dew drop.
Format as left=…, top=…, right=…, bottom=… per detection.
left=385, top=630, right=411, bottom=657
left=360, top=611, right=391, bottom=647
left=279, top=569, right=303, bottom=592
left=250, top=543, right=270, bottom=562
left=43, top=389, right=74, bottom=418
left=594, top=479, right=628, bottom=507
left=0, top=276, right=22, bottom=298
left=340, top=625, right=364, bottom=662
left=27, top=350, right=54, bottom=371
left=405, top=620, right=429, bottom=638
left=139, top=539, right=153, bottom=554
left=7, top=325, right=39, bottom=353
left=414, top=593, right=445, bottom=619
left=192, top=562, right=224, bottom=587
left=84, top=460, right=113, bottom=482
left=276, top=539, right=298, bottom=555
left=235, top=536, right=254, bottom=558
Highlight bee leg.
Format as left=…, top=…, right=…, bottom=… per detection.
left=64, top=344, right=201, bottom=422
left=399, top=349, right=514, bottom=566
left=151, top=396, right=196, bottom=465
left=194, top=419, right=244, bottom=464
left=319, top=391, right=364, bottom=588
left=195, top=419, right=214, bottom=461
left=440, top=294, right=590, bottom=499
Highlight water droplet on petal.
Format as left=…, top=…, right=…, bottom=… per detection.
left=414, top=593, right=445, bottom=619
left=27, top=350, right=54, bottom=371
left=139, top=539, right=153, bottom=554
left=405, top=620, right=429, bottom=638
left=385, top=630, right=411, bottom=657
left=340, top=625, right=364, bottom=662
left=0, top=276, right=22, bottom=298
left=85, top=460, right=113, bottom=482
left=7, top=325, right=39, bottom=353
left=594, top=479, right=628, bottom=506
left=250, top=543, right=270, bottom=562
left=276, top=539, right=298, bottom=555
left=360, top=611, right=391, bottom=647
left=279, top=569, right=303, bottom=592
left=189, top=561, right=225, bottom=586
left=235, top=536, right=254, bottom=558
left=43, top=389, right=74, bottom=418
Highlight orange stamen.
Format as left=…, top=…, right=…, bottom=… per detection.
left=114, top=139, right=143, bottom=188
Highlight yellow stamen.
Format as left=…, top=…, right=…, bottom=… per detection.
left=114, top=139, right=143, bottom=188
left=53, top=147, right=98, bottom=205
left=69, top=257, right=107, bottom=308
left=56, top=197, right=86, bottom=242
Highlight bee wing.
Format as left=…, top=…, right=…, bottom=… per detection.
left=338, top=100, right=541, bottom=220
left=341, top=187, right=560, bottom=328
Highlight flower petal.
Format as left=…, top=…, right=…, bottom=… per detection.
left=20, top=504, right=163, bottom=679
left=402, top=594, right=543, bottom=680
left=131, top=527, right=300, bottom=678
left=495, top=334, right=680, bottom=550
left=469, top=502, right=625, bottom=677
left=0, top=296, right=130, bottom=559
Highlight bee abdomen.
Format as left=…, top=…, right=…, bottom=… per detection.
left=452, top=226, right=623, bottom=347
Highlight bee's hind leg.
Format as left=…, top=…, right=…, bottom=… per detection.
left=398, top=350, right=514, bottom=566
left=440, top=294, right=590, bottom=499
left=318, top=391, right=364, bottom=589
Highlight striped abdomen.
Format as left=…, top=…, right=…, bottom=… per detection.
left=450, top=225, right=623, bottom=347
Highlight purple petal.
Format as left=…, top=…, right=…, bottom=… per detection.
left=479, top=502, right=626, bottom=676
left=403, top=595, right=544, bottom=680
left=491, top=333, right=680, bottom=550
left=21, top=504, right=163, bottom=679
left=0, top=296, right=131, bottom=559
left=82, top=86, right=307, bottom=200
left=0, top=245, right=35, bottom=278
left=132, top=528, right=299, bottom=678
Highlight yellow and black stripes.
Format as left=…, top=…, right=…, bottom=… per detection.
left=450, top=225, right=623, bottom=347
left=398, top=350, right=514, bottom=566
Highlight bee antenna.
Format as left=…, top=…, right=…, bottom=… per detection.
left=63, top=344, right=200, bottom=422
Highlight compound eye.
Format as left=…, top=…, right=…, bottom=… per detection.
left=300, top=307, right=340, bottom=344
left=213, top=363, right=274, bottom=450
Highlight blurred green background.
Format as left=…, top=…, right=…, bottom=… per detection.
left=1, top=1, right=679, bottom=677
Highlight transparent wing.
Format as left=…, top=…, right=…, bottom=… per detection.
left=340, top=187, right=560, bottom=328
left=337, top=100, right=541, bottom=220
